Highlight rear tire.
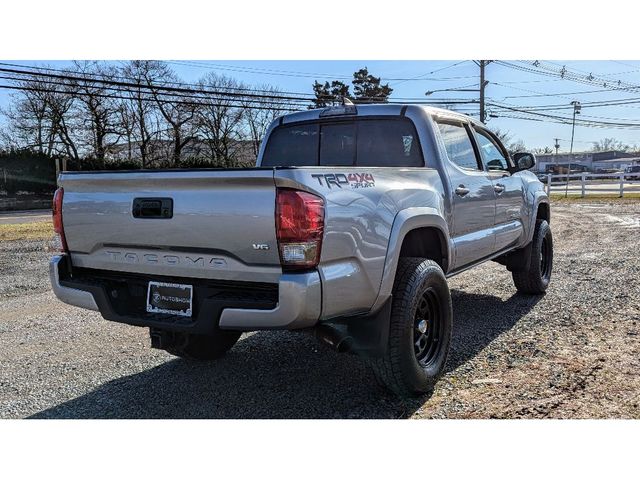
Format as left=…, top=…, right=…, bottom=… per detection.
left=370, top=258, right=452, bottom=398
left=512, top=219, right=553, bottom=294
left=166, top=331, right=241, bottom=361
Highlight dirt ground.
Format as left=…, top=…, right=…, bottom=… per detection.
left=0, top=200, right=638, bottom=418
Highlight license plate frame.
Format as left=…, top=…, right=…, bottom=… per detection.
left=146, top=281, right=193, bottom=317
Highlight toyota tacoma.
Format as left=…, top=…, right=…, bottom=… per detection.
left=50, top=104, right=552, bottom=397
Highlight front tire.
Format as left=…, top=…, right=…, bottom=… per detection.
left=512, top=219, right=553, bottom=294
left=370, top=258, right=453, bottom=398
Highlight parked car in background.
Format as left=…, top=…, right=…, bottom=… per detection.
left=624, top=165, right=640, bottom=180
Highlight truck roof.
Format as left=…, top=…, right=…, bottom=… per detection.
left=277, top=103, right=485, bottom=128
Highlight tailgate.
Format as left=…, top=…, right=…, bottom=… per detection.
left=60, top=169, right=282, bottom=283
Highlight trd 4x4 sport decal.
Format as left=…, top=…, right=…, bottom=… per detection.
left=311, top=173, right=375, bottom=189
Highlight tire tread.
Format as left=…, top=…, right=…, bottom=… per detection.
left=370, top=257, right=451, bottom=397
left=512, top=219, right=552, bottom=294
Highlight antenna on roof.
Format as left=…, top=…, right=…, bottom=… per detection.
left=342, top=97, right=354, bottom=106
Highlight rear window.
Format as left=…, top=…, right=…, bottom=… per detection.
left=262, top=117, right=424, bottom=167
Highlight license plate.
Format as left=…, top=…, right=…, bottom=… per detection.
left=146, top=281, right=193, bottom=317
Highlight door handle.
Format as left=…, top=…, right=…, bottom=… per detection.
left=132, top=198, right=173, bottom=218
left=455, top=185, right=470, bottom=197
left=494, top=183, right=505, bottom=194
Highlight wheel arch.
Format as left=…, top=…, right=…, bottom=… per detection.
left=525, top=193, right=550, bottom=244
left=536, top=201, right=550, bottom=223
left=370, top=208, right=451, bottom=312
left=398, top=227, right=449, bottom=272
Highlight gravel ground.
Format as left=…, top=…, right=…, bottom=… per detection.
left=0, top=200, right=638, bottom=419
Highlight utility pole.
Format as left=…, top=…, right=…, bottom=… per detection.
left=570, top=101, right=581, bottom=154
left=479, top=60, right=486, bottom=123
left=471, top=60, right=490, bottom=122
left=432, top=61, right=489, bottom=120
left=479, top=60, right=489, bottom=123
left=566, top=101, right=582, bottom=197
left=554, top=138, right=560, bottom=155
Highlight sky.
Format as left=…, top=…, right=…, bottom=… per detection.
left=2, top=59, right=640, bottom=153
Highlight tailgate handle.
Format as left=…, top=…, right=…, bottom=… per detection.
left=132, top=198, right=173, bottom=219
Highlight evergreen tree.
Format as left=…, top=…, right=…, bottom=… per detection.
left=310, top=80, right=351, bottom=109
left=310, top=68, right=393, bottom=108
left=352, top=67, right=393, bottom=103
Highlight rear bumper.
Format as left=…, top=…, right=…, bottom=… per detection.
left=50, top=254, right=99, bottom=311
left=49, top=254, right=321, bottom=333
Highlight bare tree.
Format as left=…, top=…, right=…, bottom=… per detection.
left=532, top=146, right=553, bottom=155
left=115, top=99, right=136, bottom=162
left=1, top=62, right=299, bottom=171
left=69, top=61, right=122, bottom=163
left=507, top=139, right=527, bottom=154
left=241, top=84, right=291, bottom=159
left=40, top=73, right=80, bottom=162
left=592, top=137, right=630, bottom=152
left=0, top=69, right=59, bottom=155
left=138, top=61, right=196, bottom=166
left=194, top=73, right=245, bottom=167
left=493, top=128, right=512, bottom=146
left=120, top=61, right=162, bottom=168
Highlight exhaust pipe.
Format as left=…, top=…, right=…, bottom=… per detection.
left=314, top=324, right=353, bottom=353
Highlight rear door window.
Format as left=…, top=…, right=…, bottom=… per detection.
left=262, top=117, right=424, bottom=167
left=436, top=122, right=481, bottom=171
left=356, top=119, right=423, bottom=167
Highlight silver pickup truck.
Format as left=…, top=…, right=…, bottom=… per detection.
left=50, top=104, right=552, bottom=397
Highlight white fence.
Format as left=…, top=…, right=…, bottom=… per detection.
left=544, top=172, right=640, bottom=197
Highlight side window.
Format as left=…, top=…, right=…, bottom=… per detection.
left=436, top=122, right=480, bottom=171
left=356, top=118, right=424, bottom=167
left=473, top=129, right=509, bottom=171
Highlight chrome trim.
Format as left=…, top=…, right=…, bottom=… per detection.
left=218, top=271, right=322, bottom=330
left=49, top=255, right=99, bottom=311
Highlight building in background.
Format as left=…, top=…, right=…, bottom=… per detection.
left=535, top=150, right=640, bottom=174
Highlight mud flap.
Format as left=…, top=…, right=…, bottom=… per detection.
left=336, top=297, right=393, bottom=358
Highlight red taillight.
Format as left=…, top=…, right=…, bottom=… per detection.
left=275, top=188, right=324, bottom=270
left=52, top=187, right=68, bottom=252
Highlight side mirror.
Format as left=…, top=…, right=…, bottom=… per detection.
left=513, top=152, right=536, bottom=171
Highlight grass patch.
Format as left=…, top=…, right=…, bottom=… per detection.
left=0, top=221, right=53, bottom=241
left=550, top=193, right=640, bottom=202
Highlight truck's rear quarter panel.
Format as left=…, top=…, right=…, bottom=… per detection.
left=275, top=167, right=446, bottom=320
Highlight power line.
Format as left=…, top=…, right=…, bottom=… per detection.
left=0, top=74, right=310, bottom=107
left=0, top=65, right=316, bottom=102
left=0, top=74, right=314, bottom=109
left=0, top=84, right=304, bottom=112
left=389, top=60, right=470, bottom=86
left=0, top=63, right=484, bottom=106
left=165, top=60, right=476, bottom=82
left=0, top=77, right=481, bottom=113
left=491, top=113, right=640, bottom=131
left=7, top=60, right=640, bottom=131
left=491, top=82, right=640, bottom=100
left=495, top=60, right=640, bottom=96
left=0, top=61, right=319, bottom=98
left=488, top=102, right=640, bottom=129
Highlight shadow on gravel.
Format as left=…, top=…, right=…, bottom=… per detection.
left=446, top=289, right=542, bottom=374
left=30, top=290, right=542, bottom=419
